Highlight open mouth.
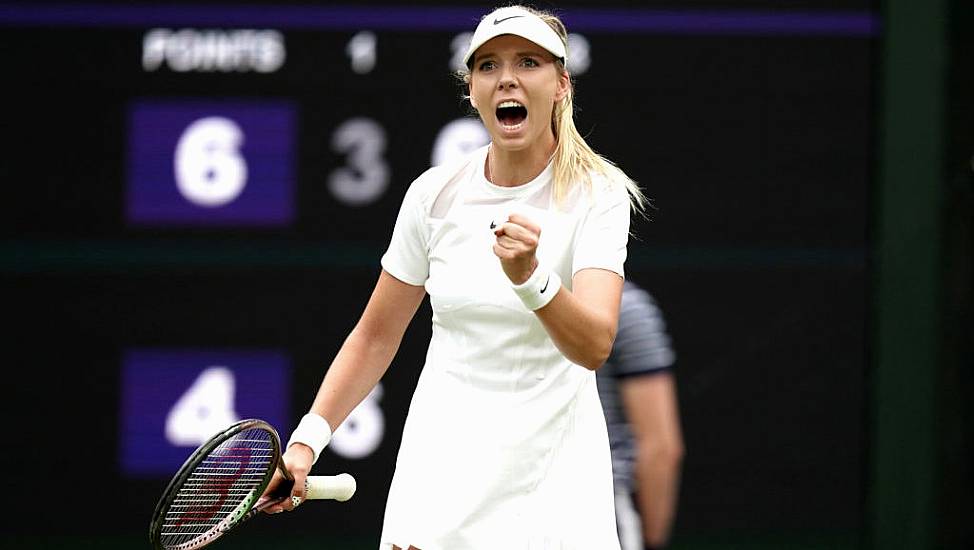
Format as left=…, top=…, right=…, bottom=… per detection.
left=496, top=100, right=527, bottom=129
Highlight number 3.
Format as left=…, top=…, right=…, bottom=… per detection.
left=328, top=118, right=389, bottom=206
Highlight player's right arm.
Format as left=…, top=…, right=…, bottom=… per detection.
left=307, top=269, right=426, bottom=431
left=264, top=269, right=426, bottom=513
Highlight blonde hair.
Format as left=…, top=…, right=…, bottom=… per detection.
left=459, top=5, right=648, bottom=214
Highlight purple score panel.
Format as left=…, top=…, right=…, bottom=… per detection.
left=126, top=100, right=295, bottom=226
left=119, top=348, right=290, bottom=477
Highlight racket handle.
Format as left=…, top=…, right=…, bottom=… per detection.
left=306, top=473, right=356, bottom=502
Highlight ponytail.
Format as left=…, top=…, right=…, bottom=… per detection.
left=537, top=11, right=647, bottom=214
left=549, top=72, right=646, bottom=214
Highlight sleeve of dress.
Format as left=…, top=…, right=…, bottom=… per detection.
left=380, top=173, right=433, bottom=286
left=571, top=180, right=631, bottom=278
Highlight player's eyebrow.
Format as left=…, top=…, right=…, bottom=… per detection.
left=473, top=48, right=547, bottom=63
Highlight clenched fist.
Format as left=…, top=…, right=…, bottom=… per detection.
left=492, top=213, right=541, bottom=285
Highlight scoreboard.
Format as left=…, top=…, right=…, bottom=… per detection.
left=2, top=1, right=877, bottom=543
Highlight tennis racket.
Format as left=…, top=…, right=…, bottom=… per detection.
left=149, top=418, right=356, bottom=550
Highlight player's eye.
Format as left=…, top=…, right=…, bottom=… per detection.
left=520, top=57, right=540, bottom=68
left=477, top=60, right=496, bottom=71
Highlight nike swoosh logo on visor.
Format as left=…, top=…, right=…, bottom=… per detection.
left=494, top=15, right=525, bottom=25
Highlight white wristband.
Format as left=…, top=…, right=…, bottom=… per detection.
left=286, top=413, right=332, bottom=465
left=511, top=264, right=561, bottom=311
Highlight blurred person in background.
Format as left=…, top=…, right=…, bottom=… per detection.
left=264, top=5, right=647, bottom=549
left=598, top=281, right=684, bottom=550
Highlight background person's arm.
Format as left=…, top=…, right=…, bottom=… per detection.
left=621, top=371, right=685, bottom=548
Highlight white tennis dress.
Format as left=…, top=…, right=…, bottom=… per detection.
left=378, top=145, right=629, bottom=550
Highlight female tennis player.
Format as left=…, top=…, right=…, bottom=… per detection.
left=264, top=5, right=646, bottom=549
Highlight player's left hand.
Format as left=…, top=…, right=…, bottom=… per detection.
left=492, top=213, right=541, bottom=284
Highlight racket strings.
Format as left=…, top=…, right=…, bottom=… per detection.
left=159, top=428, right=276, bottom=549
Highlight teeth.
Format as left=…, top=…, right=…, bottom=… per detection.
left=497, top=100, right=524, bottom=109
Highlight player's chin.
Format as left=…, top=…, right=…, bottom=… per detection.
left=490, top=135, right=530, bottom=152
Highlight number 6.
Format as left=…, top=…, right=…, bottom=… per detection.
left=174, top=117, right=248, bottom=207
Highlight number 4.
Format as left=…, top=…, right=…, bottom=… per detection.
left=165, top=367, right=241, bottom=446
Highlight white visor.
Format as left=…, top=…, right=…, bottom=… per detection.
left=462, top=6, right=567, bottom=68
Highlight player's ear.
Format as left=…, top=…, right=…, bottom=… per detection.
left=554, top=70, right=570, bottom=102
left=468, top=85, right=477, bottom=109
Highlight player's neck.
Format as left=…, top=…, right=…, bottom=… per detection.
left=486, top=140, right=555, bottom=188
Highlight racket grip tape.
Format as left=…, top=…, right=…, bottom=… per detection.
left=306, top=473, right=356, bottom=502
